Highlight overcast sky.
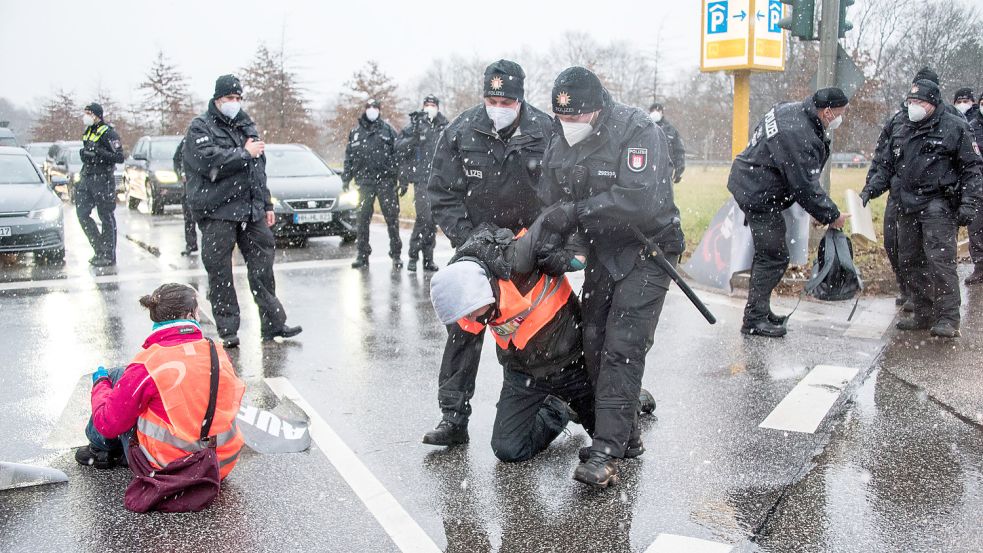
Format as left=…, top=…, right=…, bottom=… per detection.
left=0, top=0, right=702, bottom=110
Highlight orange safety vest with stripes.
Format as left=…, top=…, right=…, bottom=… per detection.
left=458, top=273, right=573, bottom=350
left=131, top=339, right=246, bottom=479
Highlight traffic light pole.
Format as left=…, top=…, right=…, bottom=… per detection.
left=732, top=70, right=751, bottom=159
left=816, top=0, right=840, bottom=194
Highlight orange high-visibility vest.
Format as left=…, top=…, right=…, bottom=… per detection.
left=132, top=339, right=245, bottom=479
left=458, top=273, right=572, bottom=350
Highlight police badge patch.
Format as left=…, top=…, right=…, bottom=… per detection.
left=627, top=148, right=648, bottom=172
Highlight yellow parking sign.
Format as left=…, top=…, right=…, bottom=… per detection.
left=701, top=0, right=786, bottom=72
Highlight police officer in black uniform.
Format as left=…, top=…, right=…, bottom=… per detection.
left=173, top=137, right=199, bottom=256
left=343, top=99, right=402, bottom=269
left=536, top=67, right=684, bottom=487
left=183, top=74, right=302, bottom=348
left=77, top=102, right=125, bottom=267
left=729, top=88, right=850, bottom=338
left=649, top=102, right=686, bottom=183
left=397, top=95, right=449, bottom=272
left=423, top=59, right=553, bottom=446
left=964, top=91, right=983, bottom=285
left=862, top=80, right=983, bottom=338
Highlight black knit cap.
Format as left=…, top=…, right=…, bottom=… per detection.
left=908, top=79, right=941, bottom=107
left=423, top=95, right=440, bottom=106
left=953, top=87, right=975, bottom=102
left=649, top=102, right=664, bottom=112
left=366, top=98, right=381, bottom=109
left=213, top=74, right=243, bottom=100
left=483, top=59, right=525, bottom=101
left=813, top=87, right=849, bottom=109
left=84, top=102, right=104, bottom=119
left=552, top=67, right=605, bottom=115
left=912, top=67, right=940, bottom=86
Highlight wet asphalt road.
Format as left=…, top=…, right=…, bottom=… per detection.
left=1, top=202, right=982, bottom=553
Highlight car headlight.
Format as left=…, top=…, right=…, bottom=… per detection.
left=270, top=196, right=280, bottom=208
left=154, top=170, right=178, bottom=184
left=72, top=173, right=81, bottom=183
left=28, top=205, right=62, bottom=222
left=338, top=189, right=359, bottom=208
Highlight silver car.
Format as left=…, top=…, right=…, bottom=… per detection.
left=0, top=146, right=65, bottom=263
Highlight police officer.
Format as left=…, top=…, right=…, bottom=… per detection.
left=183, top=74, right=302, bottom=348
left=953, top=88, right=977, bottom=121
left=77, top=102, right=125, bottom=267
left=728, top=89, right=849, bottom=338
left=342, top=99, right=402, bottom=269
left=397, top=95, right=448, bottom=272
left=173, top=137, right=199, bottom=256
left=536, top=67, right=684, bottom=487
left=649, top=102, right=686, bottom=183
left=965, top=91, right=983, bottom=285
left=862, top=80, right=983, bottom=338
left=423, top=59, right=553, bottom=446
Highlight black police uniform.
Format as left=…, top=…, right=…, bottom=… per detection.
left=656, top=118, right=686, bottom=182
left=183, top=102, right=288, bottom=340
left=427, top=102, right=552, bottom=426
left=540, top=90, right=684, bottom=460
left=964, top=107, right=983, bottom=276
left=173, top=137, right=198, bottom=253
left=77, top=122, right=124, bottom=261
left=867, top=106, right=910, bottom=299
left=863, top=102, right=983, bottom=328
left=342, top=114, right=401, bottom=261
left=396, top=110, right=449, bottom=266
left=728, top=98, right=841, bottom=326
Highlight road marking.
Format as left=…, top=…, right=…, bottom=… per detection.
left=645, top=534, right=733, bottom=553
left=843, top=299, right=897, bottom=339
left=759, top=364, right=860, bottom=434
left=265, top=377, right=440, bottom=553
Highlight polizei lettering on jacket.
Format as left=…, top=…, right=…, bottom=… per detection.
left=764, top=109, right=779, bottom=139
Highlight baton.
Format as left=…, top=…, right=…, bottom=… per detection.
left=631, top=225, right=717, bottom=325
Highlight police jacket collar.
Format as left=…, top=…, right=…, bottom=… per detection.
left=801, top=98, right=828, bottom=141
left=207, top=100, right=253, bottom=128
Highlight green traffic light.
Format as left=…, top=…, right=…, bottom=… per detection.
left=778, top=0, right=817, bottom=41
left=839, top=0, right=855, bottom=38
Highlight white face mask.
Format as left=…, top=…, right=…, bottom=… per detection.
left=561, top=120, right=594, bottom=146
left=649, top=111, right=663, bottom=123
left=908, top=103, right=928, bottom=122
left=955, top=102, right=973, bottom=114
left=219, top=101, right=241, bottom=119
left=827, top=114, right=843, bottom=131
left=365, top=107, right=380, bottom=121
left=423, top=106, right=438, bottom=119
left=82, top=114, right=95, bottom=127
left=486, top=104, right=520, bottom=131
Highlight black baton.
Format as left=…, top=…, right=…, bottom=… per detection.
left=631, top=226, right=717, bottom=325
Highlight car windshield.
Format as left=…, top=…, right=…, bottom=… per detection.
left=27, top=145, right=49, bottom=157
left=0, top=137, right=17, bottom=147
left=0, top=154, right=43, bottom=184
left=265, top=149, right=332, bottom=178
left=151, top=139, right=182, bottom=161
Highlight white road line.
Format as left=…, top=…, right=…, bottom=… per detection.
left=843, top=300, right=898, bottom=339
left=645, top=534, right=733, bottom=553
left=759, top=364, right=860, bottom=434
left=264, top=377, right=440, bottom=553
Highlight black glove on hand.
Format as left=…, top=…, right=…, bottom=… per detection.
left=539, top=202, right=578, bottom=235
left=672, top=167, right=684, bottom=184
left=399, top=183, right=409, bottom=197
left=958, top=204, right=977, bottom=226
left=80, top=149, right=97, bottom=160
left=536, top=246, right=575, bottom=277
left=858, top=189, right=872, bottom=208
left=452, top=223, right=515, bottom=280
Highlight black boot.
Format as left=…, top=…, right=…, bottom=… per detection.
left=263, top=325, right=303, bottom=342
left=221, top=335, right=240, bottom=349
left=579, top=437, right=645, bottom=463
left=422, top=420, right=469, bottom=447
left=573, top=451, right=620, bottom=488
left=930, top=322, right=960, bottom=338
left=351, top=256, right=369, bottom=269
left=896, top=317, right=931, bottom=331
left=767, top=311, right=789, bottom=326
left=75, top=445, right=123, bottom=469
left=741, top=320, right=787, bottom=338
left=422, top=260, right=439, bottom=272
left=407, top=259, right=418, bottom=272
left=392, top=257, right=403, bottom=270
left=638, top=388, right=656, bottom=415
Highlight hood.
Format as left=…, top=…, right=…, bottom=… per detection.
left=266, top=174, right=345, bottom=201
left=0, top=183, right=60, bottom=213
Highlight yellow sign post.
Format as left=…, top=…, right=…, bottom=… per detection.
left=701, top=0, right=787, bottom=158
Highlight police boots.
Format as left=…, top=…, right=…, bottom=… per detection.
left=422, top=421, right=469, bottom=447
left=573, top=451, right=619, bottom=488
left=578, top=437, right=645, bottom=463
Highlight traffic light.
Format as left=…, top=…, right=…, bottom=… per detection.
left=838, top=0, right=855, bottom=38
left=779, top=0, right=817, bottom=41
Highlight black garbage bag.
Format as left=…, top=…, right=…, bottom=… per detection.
left=805, top=228, right=863, bottom=302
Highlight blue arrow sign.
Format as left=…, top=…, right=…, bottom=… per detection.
left=733, top=10, right=747, bottom=21
left=756, top=10, right=765, bottom=20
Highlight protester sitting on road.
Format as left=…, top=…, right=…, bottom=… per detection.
left=76, top=284, right=245, bottom=493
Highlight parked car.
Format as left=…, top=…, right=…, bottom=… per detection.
left=124, top=135, right=183, bottom=215
left=831, top=152, right=868, bottom=168
left=265, top=144, right=357, bottom=246
left=47, top=143, right=84, bottom=202
left=43, top=141, right=81, bottom=183
left=25, top=142, right=53, bottom=170
left=0, top=146, right=65, bottom=263
left=0, top=128, right=18, bottom=147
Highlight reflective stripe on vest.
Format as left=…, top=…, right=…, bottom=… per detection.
left=457, top=273, right=572, bottom=350
left=132, top=337, right=245, bottom=479
left=83, top=124, right=109, bottom=144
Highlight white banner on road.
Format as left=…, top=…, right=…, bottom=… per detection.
left=844, top=188, right=877, bottom=243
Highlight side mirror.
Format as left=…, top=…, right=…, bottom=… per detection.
left=133, top=152, right=148, bottom=161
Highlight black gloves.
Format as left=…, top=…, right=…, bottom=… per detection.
left=80, top=149, right=97, bottom=161
left=859, top=188, right=872, bottom=208
left=452, top=223, right=515, bottom=280
left=539, top=202, right=579, bottom=235
left=536, top=246, right=575, bottom=276
left=399, top=182, right=409, bottom=197
left=958, top=204, right=977, bottom=226
left=672, top=166, right=684, bottom=184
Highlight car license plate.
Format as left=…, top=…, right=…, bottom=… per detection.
left=0, top=227, right=10, bottom=237
left=294, top=212, right=332, bottom=224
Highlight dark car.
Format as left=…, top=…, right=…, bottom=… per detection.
left=43, top=141, right=80, bottom=183
left=46, top=142, right=84, bottom=202
left=0, top=146, right=65, bottom=263
left=831, top=152, right=869, bottom=168
left=124, top=135, right=183, bottom=215
left=0, top=128, right=18, bottom=147
left=266, top=144, right=357, bottom=246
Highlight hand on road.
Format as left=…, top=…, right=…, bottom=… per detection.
left=830, top=213, right=851, bottom=230
left=245, top=138, right=265, bottom=158
left=266, top=210, right=276, bottom=227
